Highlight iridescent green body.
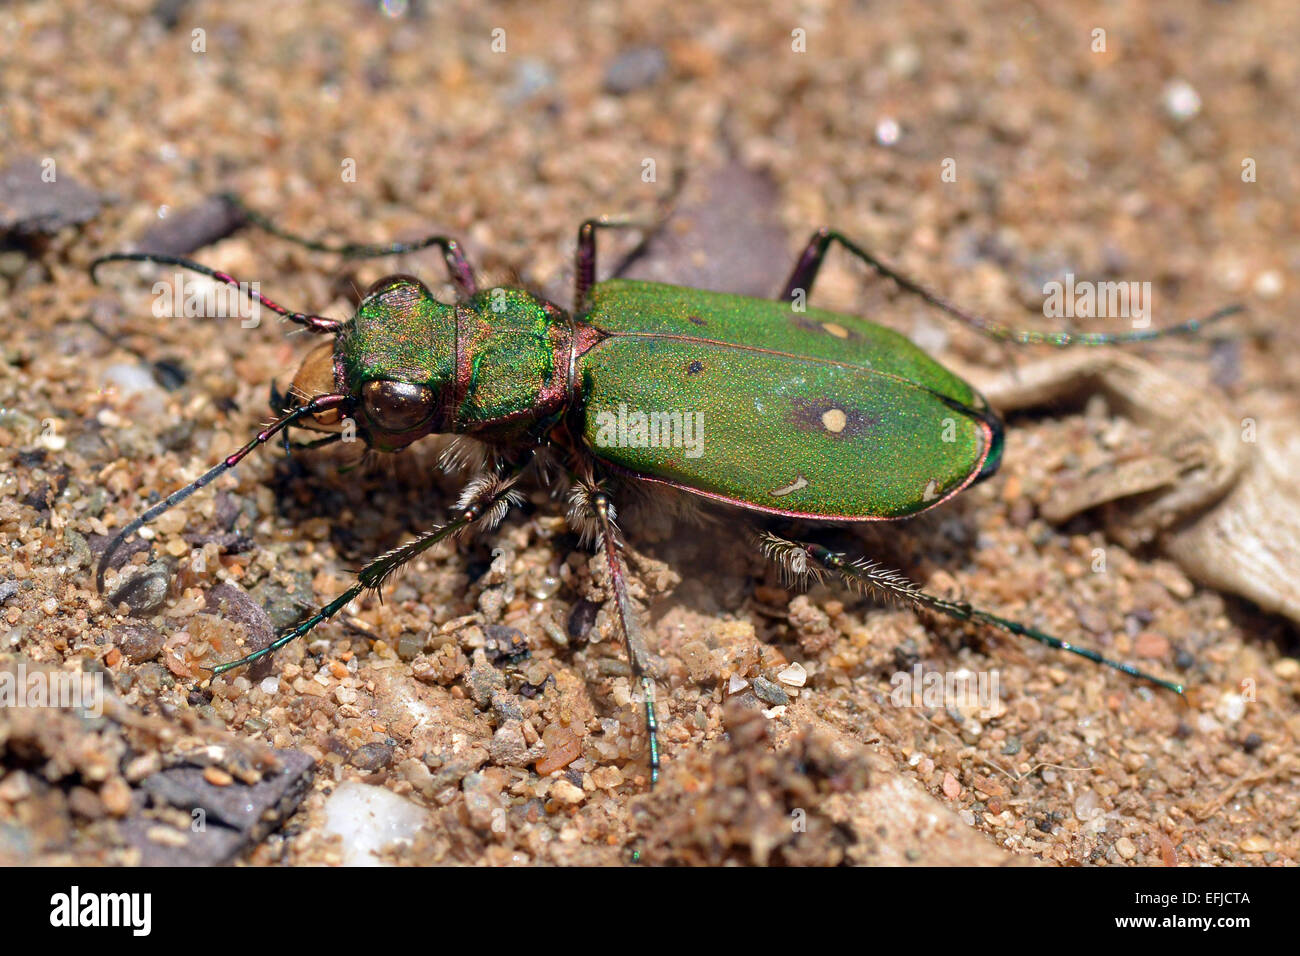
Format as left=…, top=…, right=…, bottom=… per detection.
left=331, top=274, right=1002, bottom=519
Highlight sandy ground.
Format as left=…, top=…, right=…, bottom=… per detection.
left=0, top=0, right=1297, bottom=866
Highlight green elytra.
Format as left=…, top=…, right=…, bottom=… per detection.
left=579, top=279, right=999, bottom=519
left=91, top=201, right=1241, bottom=788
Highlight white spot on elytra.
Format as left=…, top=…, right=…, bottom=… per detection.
left=770, top=475, right=809, bottom=497
left=822, top=321, right=849, bottom=339
left=923, top=479, right=941, bottom=501
left=822, top=408, right=847, bottom=433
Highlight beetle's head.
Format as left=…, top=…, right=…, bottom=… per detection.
left=279, top=274, right=459, bottom=453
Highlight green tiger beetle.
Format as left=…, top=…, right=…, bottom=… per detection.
left=91, top=198, right=1241, bottom=786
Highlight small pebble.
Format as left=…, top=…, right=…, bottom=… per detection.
left=591, top=766, right=624, bottom=790
left=603, top=46, right=667, bottom=94
left=875, top=117, right=901, bottom=146
left=1215, top=692, right=1247, bottom=726
left=1272, top=658, right=1299, bottom=680
left=776, top=662, right=807, bottom=687
left=203, top=766, right=233, bottom=787
left=1253, top=270, right=1282, bottom=298
left=1133, top=632, right=1170, bottom=659
left=0, top=155, right=102, bottom=236
left=942, top=772, right=961, bottom=800
left=350, top=742, right=395, bottom=772
left=107, top=562, right=170, bottom=616
left=751, top=675, right=789, bottom=706
left=397, top=633, right=423, bottom=661
left=99, top=777, right=132, bottom=817
left=550, top=780, right=585, bottom=805
left=1162, top=79, right=1201, bottom=120
left=1115, top=837, right=1138, bottom=860
left=535, top=724, right=582, bottom=776
left=114, top=623, right=165, bottom=663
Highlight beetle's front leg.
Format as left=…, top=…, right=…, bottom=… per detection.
left=573, top=216, right=659, bottom=316
left=566, top=481, right=661, bottom=787
left=207, top=466, right=527, bottom=677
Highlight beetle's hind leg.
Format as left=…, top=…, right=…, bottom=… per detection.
left=779, top=228, right=1240, bottom=346
left=759, top=530, right=1185, bottom=695
left=567, top=481, right=661, bottom=787
left=207, top=466, right=526, bottom=677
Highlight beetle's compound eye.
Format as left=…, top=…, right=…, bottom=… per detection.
left=362, top=380, right=436, bottom=433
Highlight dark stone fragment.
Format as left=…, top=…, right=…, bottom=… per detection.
left=603, top=46, right=668, bottom=94
left=107, top=562, right=171, bottom=616
left=113, top=623, right=166, bottom=663
left=751, top=675, right=790, bottom=707
left=183, top=530, right=254, bottom=554
left=0, top=156, right=102, bottom=239
left=350, top=742, right=395, bottom=771
left=125, top=749, right=315, bottom=866
left=134, top=194, right=245, bottom=257
left=566, top=598, right=599, bottom=643
left=204, top=582, right=276, bottom=680
left=619, top=163, right=791, bottom=299
left=484, top=624, right=528, bottom=664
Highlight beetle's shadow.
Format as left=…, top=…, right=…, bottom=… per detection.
left=624, top=485, right=988, bottom=640
left=263, top=440, right=467, bottom=568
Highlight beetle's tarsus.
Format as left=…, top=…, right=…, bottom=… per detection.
left=205, top=465, right=528, bottom=676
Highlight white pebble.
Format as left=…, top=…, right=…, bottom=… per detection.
left=1215, top=692, right=1247, bottom=725
left=776, top=662, right=808, bottom=687
left=1162, top=80, right=1201, bottom=121
left=727, top=673, right=748, bottom=695
left=321, top=782, right=429, bottom=866
left=1253, top=270, right=1283, bottom=298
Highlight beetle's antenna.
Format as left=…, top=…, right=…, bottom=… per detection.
left=96, top=394, right=350, bottom=592
left=760, top=532, right=1185, bottom=695
left=219, top=193, right=478, bottom=298
left=91, top=253, right=344, bottom=334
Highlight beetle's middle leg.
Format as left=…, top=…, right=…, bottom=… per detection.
left=207, top=466, right=527, bottom=676
left=758, top=530, right=1185, bottom=694
left=572, top=169, right=687, bottom=313
left=566, top=481, right=661, bottom=786
left=573, top=216, right=662, bottom=316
